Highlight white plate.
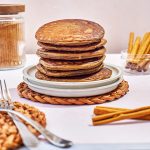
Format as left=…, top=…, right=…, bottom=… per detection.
left=23, top=76, right=123, bottom=97
left=23, top=64, right=122, bottom=89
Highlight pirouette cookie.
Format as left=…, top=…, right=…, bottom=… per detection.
left=35, top=67, right=112, bottom=82
left=36, top=47, right=106, bottom=60
left=37, top=39, right=107, bottom=51
left=0, top=102, right=46, bottom=150
left=36, top=63, right=103, bottom=77
left=17, top=80, right=129, bottom=105
left=39, top=56, right=105, bottom=71
left=35, top=19, right=105, bottom=46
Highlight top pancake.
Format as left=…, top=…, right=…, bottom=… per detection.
left=37, top=39, right=107, bottom=52
left=35, top=19, right=105, bottom=46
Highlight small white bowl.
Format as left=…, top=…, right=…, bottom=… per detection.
left=23, top=76, right=123, bottom=98
left=23, top=64, right=122, bottom=89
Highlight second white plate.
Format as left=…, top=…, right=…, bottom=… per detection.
left=23, top=64, right=122, bottom=89
left=23, top=76, right=123, bottom=97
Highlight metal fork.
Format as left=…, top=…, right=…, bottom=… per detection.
left=0, top=80, right=40, bottom=149
left=0, top=80, right=73, bottom=148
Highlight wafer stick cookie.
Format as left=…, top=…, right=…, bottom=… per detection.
left=140, top=32, right=150, bottom=48
left=131, top=36, right=141, bottom=56
left=147, top=44, right=150, bottom=53
left=135, top=46, right=150, bottom=71
left=134, top=33, right=150, bottom=63
left=92, top=106, right=150, bottom=125
left=143, top=34, right=150, bottom=54
left=94, top=106, right=150, bottom=120
left=128, top=32, right=134, bottom=53
left=137, top=59, right=149, bottom=72
left=138, top=34, right=150, bottom=56
left=127, top=36, right=141, bottom=65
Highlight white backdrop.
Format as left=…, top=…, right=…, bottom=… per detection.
left=0, top=0, right=150, bottom=53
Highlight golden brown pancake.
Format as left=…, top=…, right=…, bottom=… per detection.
left=39, top=56, right=105, bottom=71
left=35, top=19, right=105, bottom=46
left=35, top=67, right=112, bottom=82
left=36, top=63, right=103, bottom=77
left=36, top=47, right=106, bottom=60
left=37, top=39, right=107, bottom=51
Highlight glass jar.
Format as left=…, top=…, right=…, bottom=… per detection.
left=121, top=50, right=150, bottom=75
left=0, top=4, right=25, bottom=70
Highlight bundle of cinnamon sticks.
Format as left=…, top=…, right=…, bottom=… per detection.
left=126, top=32, right=150, bottom=72
left=92, top=106, right=150, bottom=126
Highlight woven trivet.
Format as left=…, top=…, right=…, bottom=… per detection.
left=17, top=80, right=129, bottom=105
left=0, top=102, right=46, bottom=150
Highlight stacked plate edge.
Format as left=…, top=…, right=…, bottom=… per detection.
left=23, top=64, right=123, bottom=97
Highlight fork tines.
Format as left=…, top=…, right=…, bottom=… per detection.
left=0, top=80, right=13, bottom=109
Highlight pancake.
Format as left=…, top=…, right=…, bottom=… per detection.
left=35, top=19, right=105, bottom=46
left=36, top=63, right=103, bottom=77
left=39, top=56, right=105, bottom=71
left=37, top=39, right=107, bottom=51
left=35, top=67, right=112, bottom=82
left=36, top=47, right=106, bottom=60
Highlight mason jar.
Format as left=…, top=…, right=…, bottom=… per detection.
left=0, top=4, right=25, bottom=70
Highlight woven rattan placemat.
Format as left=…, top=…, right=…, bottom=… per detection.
left=0, top=102, right=46, bottom=150
left=17, top=80, right=129, bottom=105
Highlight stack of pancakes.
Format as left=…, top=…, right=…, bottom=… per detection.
left=35, top=19, right=111, bottom=82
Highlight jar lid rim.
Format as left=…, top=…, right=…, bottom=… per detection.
left=0, top=4, right=25, bottom=15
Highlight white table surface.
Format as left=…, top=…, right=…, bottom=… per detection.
left=0, top=54, right=150, bottom=150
